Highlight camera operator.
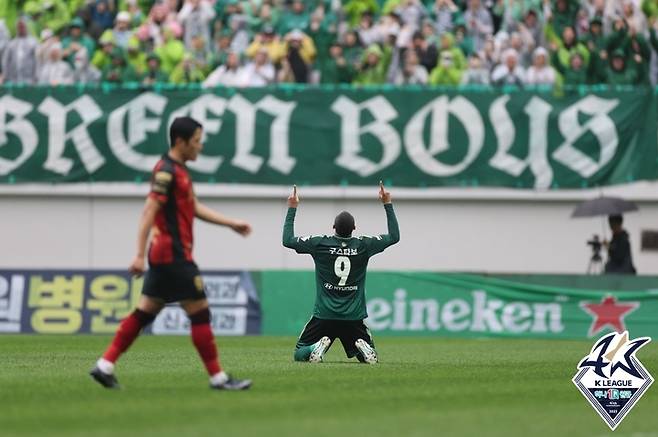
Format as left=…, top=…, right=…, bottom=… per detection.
left=603, top=214, right=636, bottom=275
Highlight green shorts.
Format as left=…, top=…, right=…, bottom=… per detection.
left=141, top=261, right=207, bottom=303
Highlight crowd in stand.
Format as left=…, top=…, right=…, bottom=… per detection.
left=1, top=0, right=658, bottom=87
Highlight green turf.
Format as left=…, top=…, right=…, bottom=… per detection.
left=1, top=335, right=657, bottom=437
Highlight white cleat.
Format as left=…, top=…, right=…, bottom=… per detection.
left=308, top=336, right=331, bottom=363
left=355, top=339, right=378, bottom=364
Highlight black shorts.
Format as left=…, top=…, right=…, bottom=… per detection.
left=141, top=261, right=207, bottom=303
left=296, top=316, right=375, bottom=359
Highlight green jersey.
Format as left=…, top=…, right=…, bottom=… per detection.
left=283, top=204, right=400, bottom=320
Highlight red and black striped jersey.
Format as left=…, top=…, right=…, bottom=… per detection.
left=147, top=154, right=195, bottom=265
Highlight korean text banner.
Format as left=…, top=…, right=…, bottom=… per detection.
left=0, top=270, right=261, bottom=335
left=0, top=86, right=656, bottom=189
left=261, top=271, right=658, bottom=339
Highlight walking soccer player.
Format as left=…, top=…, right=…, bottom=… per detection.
left=282, top=182, right=400, bottom=364
left=90, top=116, right=253, bottom=390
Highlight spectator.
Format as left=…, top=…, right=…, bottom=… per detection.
left=210, top=31, right=232, bottom=68
left=240, top=47, right=275, bottom=86
left=141, top=53, right=168, bottom=85
left=38, top=42, right=74, bottom=85
left=72, top=47, right=101, bottom=84
left=278, top=0, right=310, bottom=34
left=126, top=36, right=147, bottom=76
left=90, top=0, right=116, bottom=39
left=464, top=0, right=494, bottom=52
left=552, top=50, right=588, bottom=84
left=551, top=26, right=589, bottom=71
left=582, top=16, right=606, bottom=83
left=1, top=18, right=38, bottom=84
left=170, top=53, right=207, bottom=84
left=604, top=48, right=640, bottom=84
left=228, top=14, right=250, bottom=54
left=245, top=25, right=286, bottom=64
left=497, top=0, right=540, bottom=35
left=431, top=0, right=459, bottom=35
left=439, top=32, right=467, bottom=70
left=429, top=50, right=462, bottom=84
left=546, top=0, right=579, bottom=41
left=353, top=44, right=391, bottom=84
left=395, top=48, right=428, bottom=84
left=203, top=51, right=243, bottom=87
left=412, top=30, right=439, bottom=72
left=104, top=11, right=134, bottom=50
left=282, top=29, right=314, bottom=83
left=344, top=0, right=380, bottom=28
left=421, top=18, right=440, bottom=46
left=507, top=31, right=533, bottom=67
left=251, top=1, right=280, bottom=34
left=102, top=48, right=139, bottom=83
left=342, top=30, right=364, bottom=70
left=122, top=0, right=146, bottom=28
left=461, top=52, right=490, bottom=84
left=357, top=12, right=384, bottom=46
left=453, top=17, right=475, bottom=56
left=491, top=47, right=525, bottom=85
left=91, top=32, right=116, bottom=71
left=623, top=0, right=648, bottom=36
left=308, top=6, right=338, bottom=74
left=178, top=0, right=216, bottom=52
left=384, top=25, right=403, bottom=82
left=519, top=9, right=544, bottom=50
left=36, top=29, right=58, bottom=76
left=138, top=2, right=178, bottom=48
left=479, top=35, right=500, bottom=71
left=188, top=34, right=213, bottom=74
left=62, top=17, right=97, bottom=65
left=525, top=46, right=556, bottom=84
left=155, top=24, right=186, bottom=75
left=395, top=0, right=428, bottom=30
left=320, top=42, right=356, bottom=83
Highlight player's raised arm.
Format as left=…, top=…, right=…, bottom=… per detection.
left=282, top=185, right=316, bottom=253
left=194, top=199, right=252, bottom=236
left=365, top=182, right=400, bottom=255
left=282, top=185, right=300, bottom=248
left=129, top=196, right=161, bottom=276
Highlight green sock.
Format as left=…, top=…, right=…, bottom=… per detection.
left=294, top=345, right=315, bottom=362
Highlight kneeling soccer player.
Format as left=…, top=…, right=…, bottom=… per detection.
left=90, top=116, right=252, bottom=390
left=282, top=183, right=400, bottom=364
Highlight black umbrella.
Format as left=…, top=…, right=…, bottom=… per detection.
left=571, top=196, right=639, bottom=218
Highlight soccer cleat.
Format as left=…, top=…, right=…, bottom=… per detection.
left=308, top=336, right=331, bottom=363
left=355, top=339, right=378, bottom=364
left=89, top=366, right=121, bottom=389
left=210, top=376, right=252, bottom=391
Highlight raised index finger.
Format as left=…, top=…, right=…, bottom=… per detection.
left=293, top=184, right=297, bottom=197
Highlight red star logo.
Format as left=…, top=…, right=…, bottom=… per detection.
left=580, top=296, right=639, bottom=337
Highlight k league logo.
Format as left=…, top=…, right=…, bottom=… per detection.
left=572, top=331, right=653, bottom=430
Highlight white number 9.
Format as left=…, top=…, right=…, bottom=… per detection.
left=334, top=256, right=351, bottom=286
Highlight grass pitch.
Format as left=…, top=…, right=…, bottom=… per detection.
left=1, top=335, right=657, bottom=437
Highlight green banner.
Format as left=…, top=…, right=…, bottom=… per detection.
left=0, top=86, right=656, bottom=188
left=261, top=271, right=658, bottom=339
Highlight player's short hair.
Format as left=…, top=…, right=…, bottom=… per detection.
left=609, top=214, right=623, bottom=227
left=169, top=116, right=202, bottom=148
left=334, top=211, right=355, bottom=238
